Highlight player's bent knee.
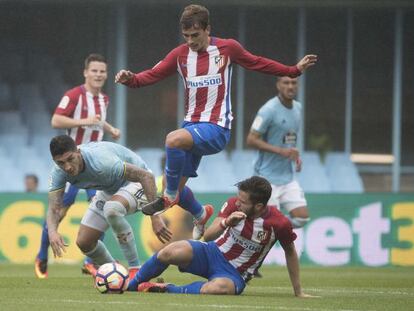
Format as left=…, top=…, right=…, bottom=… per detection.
left=103, top=201, right=126, bottom=219
left=76, top=235, right=93, bottom=253
left=157, top=241, right=191, bottom=263
left=200, top=279, right=235, bottom=295
left=289, top=217, right=310, bottom=228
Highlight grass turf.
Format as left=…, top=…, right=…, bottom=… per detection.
left=0, top=264, right=413, bottom=311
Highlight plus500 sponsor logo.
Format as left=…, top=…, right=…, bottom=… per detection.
left=186, top=74, right=222, bottom=89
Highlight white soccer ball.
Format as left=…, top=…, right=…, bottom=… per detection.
left=95, top=262, right=129, bottom=294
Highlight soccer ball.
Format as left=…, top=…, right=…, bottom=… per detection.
left=95, top=262, right=129, bottom=294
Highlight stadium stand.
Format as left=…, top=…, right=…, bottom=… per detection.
left=324, top=152, right=364, bottom=193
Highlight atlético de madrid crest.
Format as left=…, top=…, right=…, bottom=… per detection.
left=214, top=55, right=225, bottom=69
left=257, top=230, right=268, bottom=241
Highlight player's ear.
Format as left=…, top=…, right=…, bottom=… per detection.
left=206, top=25, right=211, bottom=35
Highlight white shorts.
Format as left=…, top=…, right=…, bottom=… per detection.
left=80, top=182, right=147, bottom=232
left=267, top=180, right=307, bottom=213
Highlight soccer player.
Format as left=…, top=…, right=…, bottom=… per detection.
left=35, top=54, right=121, bottom=278
left=115, top=4, right=317, bottom=238
left=24, top=174, right=39, bottom=193
left=46, top=135, right=172, bottom=279
left=128, top=176, right=314, bottom=297
left=247, top=76, right=309, bottom=229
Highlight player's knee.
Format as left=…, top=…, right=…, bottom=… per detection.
left=76, top=234, right=93, bottom=253
left=157, top=244, right=177, bottom=263
left=200, top=280, right=234, bottom=295
left=289, top=216, right=310, bottom=228
left=103, top=201, right=126, bottom=220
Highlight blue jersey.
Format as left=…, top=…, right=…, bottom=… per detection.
left=49, top=142, right=149, bottom=195
left=250, top=96, right=301, bottom=185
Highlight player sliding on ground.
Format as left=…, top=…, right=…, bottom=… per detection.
left=128, top=176, right=318, bottom=297
left=115, top=4, right=317, bottom=241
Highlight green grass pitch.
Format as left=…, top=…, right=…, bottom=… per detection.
left=0, top=264, right=413, bottom=311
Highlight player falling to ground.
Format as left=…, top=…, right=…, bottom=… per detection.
left=247, top=76, right=310, bottom=229
left=46, top=135, right=172, bottom=280
left=115, top=4, right=317, bottom=239
left=128, top=176, right=317, bottom=297
left=35, top=54, right=122, bottom=278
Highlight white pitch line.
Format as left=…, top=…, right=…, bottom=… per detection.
left=10, top=298, right=373, bottom=311
left=250, top=286, right=414, bottom=297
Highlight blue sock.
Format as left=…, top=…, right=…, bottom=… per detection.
left=165, top=147, right=186, bottom=196
left=166, top=281, right=205, bottom=294
left=179, top=186, right=203, bottom=219
left=37, top=221, right=50, bottom=261
left=128, top=253, right=168, bottom=291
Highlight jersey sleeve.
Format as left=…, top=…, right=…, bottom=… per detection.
left=250, top=104, right=273, bottom=134
left=54, top=89, right=79, bottom=117
left=276, top=217, right=297, bottom=248
left=48, top=166, right=67, bottom=192
left=218, top=197, right=238, bottom=218
left=123, top=47, right=180, bottom=88
left=227, top=39, right=301, bottom=77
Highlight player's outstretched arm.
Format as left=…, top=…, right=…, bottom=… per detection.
left=47, top=189, right=68, bottom=258
left=283, top=241, right=320, bottom=298
left=296, top=54, right=318, bottom=73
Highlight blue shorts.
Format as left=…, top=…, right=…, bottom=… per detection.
left=181, top=122, right=230, bottom=177
left=63, top=184, right=96, bottom=208
left=179, top=240, right=246, bottom=295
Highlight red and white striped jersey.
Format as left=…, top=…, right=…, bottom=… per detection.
left=215, top=197, right=296, bottom=279
left=54, top=85, right=109, bottom=145
left=124, top=37, right=301, bottom=129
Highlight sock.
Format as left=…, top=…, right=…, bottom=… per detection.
left=166, top=281, right=205, bottom=294
left=165, top=147, right=186, bottom=197
left=106, top=214, right=139, bottom=267
left=84, top=240, right=114, bottom=265
left=128, top=253, right=168, bottom=291
left=84, top=233, right=105, bottom=264
left=178, top=186, right=204, bottom=220
left=37, top=221, right=50, bottom=261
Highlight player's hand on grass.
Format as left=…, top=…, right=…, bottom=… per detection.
left=296, top=54, right=318, bottom=72
left=115, top=70, right=134, bottom=83
left=49, top=231, right=68, bottom=258
left=151, top=215, right=172, bottom=244
left=295, top=292, right=321, bottom=298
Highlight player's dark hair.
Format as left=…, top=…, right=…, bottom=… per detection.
left=180, top=4, right=209, bottom=30
left=50, top=135, right=77, bottom=158
left=84, top=53, right=106, bottom=69
left=25, top=174, right=39, bottom=185
left=236, top=176, right=272, bottom=206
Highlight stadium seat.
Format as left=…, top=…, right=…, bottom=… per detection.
left=324, top=152, right=364, bottom=193
left=230, top=149, right=256, bottom=182
left=0, top=82, right=13, bottom=110
left=194, top=152, right=236, bottom=193
left=296, top=151, right=332, bottom=193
